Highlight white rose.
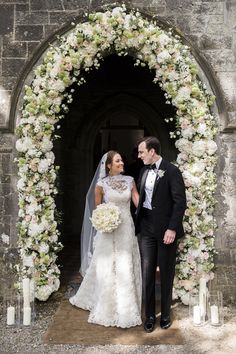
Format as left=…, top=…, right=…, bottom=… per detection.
left=158, top=33, right=171, bottom=46
left=197, top=122, right=207, bottom=135
left=41, top=136, right=53, bottom=153
left=36, top=285, right=53, bottom=301
left=206, top=140, right=217, bottom=155
left=16, top=137, right=34, bottom=152
left=182, top=127, right=194, bottom=139
left=28, top=222, right=45, bottom=237
left=17, top=178, right=26, bottom=191
left=38, top=159, right=50, bottom=173
left=190, top=161, right=206, bottom=174
left=192, top=140, right=207, bottom=157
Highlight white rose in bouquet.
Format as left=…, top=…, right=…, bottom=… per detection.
left=90, top=202, right=122, bottom=233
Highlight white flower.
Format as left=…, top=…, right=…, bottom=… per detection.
left=41, top=136, right=53, bottom=153
left=158, top=33, right=171, bottom=46
left=91, top=202, right=121, bottom=233
left=192, top=140, right=207, bottom=157
left=1, top=233, right=9, bottom=245
left=17, top=178, right=26, bottom=190
left=23, top=255, right=34, bottom=267
left=182, top=127, right=195, bottom=139
left=38, top=159, right=50, bottom=173
left=157, top=169, right=165, bottom=178
left=157, top=50, right=171, bottom=63
left=16, top=137, right=34, bottom=152
left=39, top=242, right=50, bottom=254
left=28, top=222, right=45, bottom=237
left=190, top=161, right=206, bottom=175
left=207, top=140, right=217, bottom=155
left=36, top=285, right=53, bottom=301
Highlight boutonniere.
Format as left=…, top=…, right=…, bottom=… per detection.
left=157, top=169, right=166, bottom=178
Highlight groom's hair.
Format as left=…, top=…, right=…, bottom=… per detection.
left=139, top=136, right=161, bottom=155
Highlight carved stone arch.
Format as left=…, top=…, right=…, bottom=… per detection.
left=9, top=5, right=228, bottom=134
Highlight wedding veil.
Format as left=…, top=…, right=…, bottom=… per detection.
left=80, top=153, right=107, bottom=276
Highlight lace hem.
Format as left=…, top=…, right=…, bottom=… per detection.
left=88, top=314, right=142, bottom=328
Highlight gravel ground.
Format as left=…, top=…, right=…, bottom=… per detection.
left=1, top=289, right=236, bottom=354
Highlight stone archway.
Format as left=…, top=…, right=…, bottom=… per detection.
left=14, top=6, right=219, bottom=302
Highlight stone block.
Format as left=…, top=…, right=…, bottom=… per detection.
left=198, top=35, right=232, bottom=50
left=31, top=0, right=64, bottom=11
left=16, top=11, right=49, bottom=25
left=0, top=135, right=14, bottom=152
left=0, top=4, right=14, bottom=35
left=0, top=223, right=10, bottom=236
left=192, top=2, right=224, bottom=15
left=2, top=58, right=26, bottom=77
left=27, top=41, right=41, bottom=58
left=2, top=40, right=27, bottom=58
left=215, top=251, right=234, bottom=266
left=15, top=25, right=44, bottom=41
left=16, top=3, right=30, bottom=12
left=2, top=154, right=12, bottom=175
left=4, top=195, right=14, bottom=215
left=0, top=175, right=10, bottom=183
left=62, top=0, right=88, bottom=10
left=44, top=24, right=61, bottom=37
left=202, top=49, right=236, bottom=71
left=0, top=76, right=18, bottom=91
left=49, top=11, right=79, bottom=25
left=0, top=183, right=11, bottom=196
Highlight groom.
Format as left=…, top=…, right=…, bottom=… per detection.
left=135, top=136, right=186, bottom=332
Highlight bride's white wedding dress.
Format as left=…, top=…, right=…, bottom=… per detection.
left=69, top=174, right=142, bottom=328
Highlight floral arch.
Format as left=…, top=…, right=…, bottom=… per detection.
left=15, top=5, right=218, bottom=303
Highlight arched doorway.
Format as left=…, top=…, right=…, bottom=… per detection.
left=55, top=54, right=177, bottom=283
left=13, top=6, right=220, bottom=301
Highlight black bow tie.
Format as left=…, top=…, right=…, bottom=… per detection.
left=148, top=164, right=156, bottom=170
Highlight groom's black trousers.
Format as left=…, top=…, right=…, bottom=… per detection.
left=138, top=208, right=178, bottom=318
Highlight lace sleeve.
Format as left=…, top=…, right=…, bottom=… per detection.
left=126, top=176, right=134, bottom=190
left=97, top=179, right=104, bottom=188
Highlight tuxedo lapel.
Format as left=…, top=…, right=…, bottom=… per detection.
left=152, top=159, right=166, bottom=198
left=139, top=168, right=149, bottom=202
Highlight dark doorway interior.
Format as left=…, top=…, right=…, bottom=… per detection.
left=54, top=54, right=177, bottom=284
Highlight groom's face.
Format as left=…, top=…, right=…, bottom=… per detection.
left=138, top=142, right=154, bottom=165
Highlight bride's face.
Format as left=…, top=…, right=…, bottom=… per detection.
left=110, top=153, right=124, bottom=175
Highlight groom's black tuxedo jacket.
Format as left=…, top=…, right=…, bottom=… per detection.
left=135, top=159, right=187, bottom=239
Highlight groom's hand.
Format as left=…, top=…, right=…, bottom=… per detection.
left=163, top=229, right=176, bottom=244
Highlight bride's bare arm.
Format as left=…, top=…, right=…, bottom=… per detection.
left=131, top=181, right=139, bottom=208
left=95, top=185, right=103, bottom=206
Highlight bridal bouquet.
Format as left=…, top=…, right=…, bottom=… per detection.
left=90, top=202, right=122, bottom=233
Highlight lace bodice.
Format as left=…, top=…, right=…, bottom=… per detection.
left=97, top=175, right=133, bottom=209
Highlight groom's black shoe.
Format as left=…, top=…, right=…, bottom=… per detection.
left=144, top=315, right=156, bottom=333
left=160, top=315, right=171, bottom=329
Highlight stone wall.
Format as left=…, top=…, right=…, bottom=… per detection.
left=0, top=0, right=236, bottom=301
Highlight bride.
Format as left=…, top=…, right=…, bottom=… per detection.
left=69, top=150, right=142, bottom=328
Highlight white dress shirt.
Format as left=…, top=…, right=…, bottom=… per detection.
left=143, top=157, right=162, bottom=210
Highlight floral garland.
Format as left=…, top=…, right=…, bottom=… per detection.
left=15, top=5, right=217, bottom=302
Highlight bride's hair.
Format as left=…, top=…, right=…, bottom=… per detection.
left=105, top=150, right=119, bottom=175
